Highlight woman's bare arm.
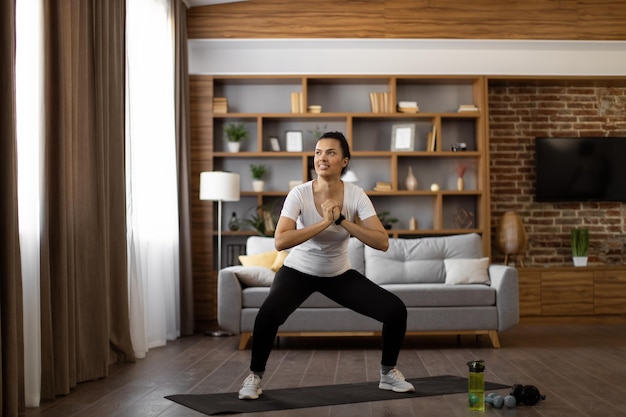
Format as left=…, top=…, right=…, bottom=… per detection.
left=338, top=214, right=389, bottom=251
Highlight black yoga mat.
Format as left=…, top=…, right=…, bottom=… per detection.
left=166, top=375, right=509, bottom=415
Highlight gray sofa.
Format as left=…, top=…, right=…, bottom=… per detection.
left=217, top=233, right=519, bottom=349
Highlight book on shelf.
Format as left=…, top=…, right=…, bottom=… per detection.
left=457, top=104, right=479, bottom=112
left=397, top=101, right=419, bottom=113
left=213, top=97, right=228, bottom=114
left=426, top=124, right=437, bottom=152
left=426, top=132, right=433, bottom=152
left=373, top=181, right=393, bottom=191
left=369, top=92, right=392, bottom=113
left=291, top=92, right=304, bottom=113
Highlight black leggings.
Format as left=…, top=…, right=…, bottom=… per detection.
left=250, top=266, right=408, bottom=373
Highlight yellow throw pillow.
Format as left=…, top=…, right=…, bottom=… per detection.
left=238, top=250, right=288, bottom=272
left=239, top=250, right=278, bottom=269
left=270, top=250, right=289, bottom=272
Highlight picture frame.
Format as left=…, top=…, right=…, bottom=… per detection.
left=391, top=124, right=415, bottom=151
left=269, top=136, right=281, bottom=152
left=285, top=130, right=303, bottom=152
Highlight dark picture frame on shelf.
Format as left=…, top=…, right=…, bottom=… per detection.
left=285, top=130, right=303, bottom=152
left=269, top=136, right=280, bottom=151
left=391, top=124, right=415, bottom=151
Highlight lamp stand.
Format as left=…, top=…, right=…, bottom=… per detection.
left=199, top=171, right=240, bottom=338
left=216, top=199, right=223, bottom=272
left=205, top=199, right=233, bottom=337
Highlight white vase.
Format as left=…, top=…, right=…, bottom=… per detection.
left=252, top=180, right=264, bottom=192
left=404, top=167, right=418, bottom=191
left=573, top=256, right=588, bottom=267
left=227, top=141, right=240, bottom=152
left=457, top=177, right=465, bottom=191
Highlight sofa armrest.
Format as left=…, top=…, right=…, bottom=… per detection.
left=217, top=267, right=244, bottom=334
left=488, top=264, right=519, bottom=331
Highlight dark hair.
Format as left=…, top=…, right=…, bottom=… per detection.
left=318, top=131, right=351, bottom=175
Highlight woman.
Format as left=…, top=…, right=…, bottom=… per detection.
left=238, top=131, right=414, bottom=400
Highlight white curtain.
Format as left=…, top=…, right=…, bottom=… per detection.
left=126, top=0, right=181, bottom=358
left=16, top=0, right=181, bottom=405
left=16, top=0, right=44, bottom=407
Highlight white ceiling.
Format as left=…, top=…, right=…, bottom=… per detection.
left=185, top=0, right=247, bottom=8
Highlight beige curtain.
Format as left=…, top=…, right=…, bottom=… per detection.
left=1, top=1, right=26, bottom=415
left=174, top=0, right=194, bottom=336
left=40, top=0, right=134, bottom=399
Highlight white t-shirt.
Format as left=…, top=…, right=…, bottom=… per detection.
left=280, top=181, right=377, bottom=277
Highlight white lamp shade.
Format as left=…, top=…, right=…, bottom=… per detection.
left=341, top=170, right=359, bottom=183
left=199, top=171, right=240, bottom=201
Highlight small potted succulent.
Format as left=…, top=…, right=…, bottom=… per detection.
left=224, top=122, right=249, bottom=152
left=377, top=211, right=398, bottom=230
left=250, top=164, right=267, bottom=192
left=571, top=227, right=589, bottom=267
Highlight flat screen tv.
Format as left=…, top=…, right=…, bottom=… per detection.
left=535, top=137, right=626, bottom=202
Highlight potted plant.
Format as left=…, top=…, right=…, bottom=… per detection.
left=571, top=227, right=589, bottom=267
left=377, top=211, right=398, bottom=230
left=241, top=203, right=278, bottom=237
left=224, top=122, right=249, bottom=152
left=250, top=164, right=267, bottom=192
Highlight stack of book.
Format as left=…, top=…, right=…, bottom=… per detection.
left=213, top=97, right=228, bottom=114
left=397, top=101, right=419, bottom=113
left=290, top=92, right=304, bottom=113
left=369, top=92, right=392, bottom=113
left=373, top=181, right=393, bottom=192
left=457, top=104, right=479, bottom=112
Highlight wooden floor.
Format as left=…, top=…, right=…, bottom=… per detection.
left=24, top=323, right=626, bottom=417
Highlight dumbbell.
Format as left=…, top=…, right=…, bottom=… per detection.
left=510, top=384, right=546, bottom=405
left=486, top=392, right=516, bottom=409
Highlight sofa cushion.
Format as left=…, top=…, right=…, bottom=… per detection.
left=444, top=257, right=490, bottom=285
left=365, top=233, right=484, bottom=284
left=246, top=236, right=278, bottom=255
left=388, top=284, right=495, bottom=307
left=241, top=283, right=495, bottom=309
left=234, top=266, right=275, bottom=287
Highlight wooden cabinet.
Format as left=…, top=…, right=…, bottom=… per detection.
left=518, top=266, right=626, bottom=318
left=195, top=75, right=490, bottom=267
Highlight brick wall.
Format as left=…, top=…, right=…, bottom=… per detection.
left=488, top=81, right=626, bottom=267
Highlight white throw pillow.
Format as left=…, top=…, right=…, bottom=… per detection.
left=444, top=258, right=490, bottom=285
left=234, top=266, right=276, bottom=287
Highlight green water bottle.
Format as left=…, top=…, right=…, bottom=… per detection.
left=467, top=360, right=485, bottom=411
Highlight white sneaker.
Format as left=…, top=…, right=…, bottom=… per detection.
left=379, top=368, right=415, bottom=393
left=238, top=374, right=262, bottom=400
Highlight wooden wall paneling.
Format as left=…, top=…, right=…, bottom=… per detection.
left=187, top=0, right=386, bottom=39
left=383, top=0, right=577, bottom=40
left=577, top=0, right=626, bottom=40
left=190, top=75, right=217, bottom=330
left=187, top=0, right=626, bottom=40
left=476, top=76, right=490, bottom=255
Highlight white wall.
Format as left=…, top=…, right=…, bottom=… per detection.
left=189, top=39, right=626, bottom=76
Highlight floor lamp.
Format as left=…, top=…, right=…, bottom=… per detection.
left=199, top=171, right=240, bottom=336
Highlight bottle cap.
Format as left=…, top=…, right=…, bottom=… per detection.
left=467, top=359, right=485, bottom=372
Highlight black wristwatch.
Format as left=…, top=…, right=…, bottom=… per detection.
left=335, top=214, right=346, bottom=225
